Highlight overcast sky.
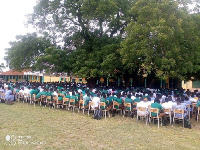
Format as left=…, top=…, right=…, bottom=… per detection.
left=0, top=0, right=37, bottom=67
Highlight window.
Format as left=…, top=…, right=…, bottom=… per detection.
left=192, top=81, right=200, bottom=88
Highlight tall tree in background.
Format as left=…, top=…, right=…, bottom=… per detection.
left=26, top=0, right=134, bottom=79
left=4, top=0, right=200, bottom=87
left=120, top=0, right=200, bottom=82
left=5, top=33, right=53, bottom=71
left=0, top=63, right=5, bottom=72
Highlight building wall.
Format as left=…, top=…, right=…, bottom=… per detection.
left=182, top=80, right=200, bottom=91
left=1, top=74, right=87, bottom=84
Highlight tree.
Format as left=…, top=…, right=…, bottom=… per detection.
left=5, top=33, right=53, bottom=71
left=120, top=0, right=200, bottom=81
left=27, top=0, right=134, bottom=79
left=28, top=0, right=134, bottom=45
left=0, top=63, right=5, bottom=72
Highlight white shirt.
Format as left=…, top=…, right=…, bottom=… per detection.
left=162, top=102, right=175, bottom=114
left=53, top=91, right=58, bottom=97
left=78, top=89, right=82, bottom=93
left=189, top=97, right=197, bottom=103
left=19, top=89, right=25, bottom=94
left=24, top=88, right=31, bottom=97
left=91, top=96, right=100, bottom=109
left=83, top=94, right=87, bottom=99
left=137, top=101, right=149, bottom=116
left=131, top=95, right=136, bottom=100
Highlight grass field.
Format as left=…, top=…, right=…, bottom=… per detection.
left=1, top=102, right=200, bottom=150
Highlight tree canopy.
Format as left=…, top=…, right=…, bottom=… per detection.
left=120, top=0, right=200, bottom=80
left=5, top=33, right=53, bottom=71
left=5, top=0, right=200, bottom=84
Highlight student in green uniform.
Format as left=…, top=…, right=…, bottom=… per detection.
left=125, top=94, right=133, bottom=110
left=30, top=86, right=39, bottom=97
left=83, top=93, right=91, bottom=108
left=100, top=94, right=109, bottom=109
left=65, top=91, right=71, bottom=99
left=70, top=91, right=78, bottom=105
left=116, top=93, right=123, bottom=109
left=35, top=88, right=47, bottom=99
left=151, top=98, right=167, bottom=125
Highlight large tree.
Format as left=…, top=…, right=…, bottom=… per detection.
left=5, top=33, right=53, bottom=71
left=5, top=0, right=200, bottom=87
left=120, top=0, right=200, bottom=81
left=26, top=0, right=134, bottom=79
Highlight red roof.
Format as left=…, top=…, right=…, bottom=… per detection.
left=1, top=70, right=25, bottom=75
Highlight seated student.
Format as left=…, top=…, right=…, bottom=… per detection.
left=134, top=96, right=140, bottom=102
left=106, top=93, right=113, bottom=106
left=30, top=86, right=39, bottom=97
left=100, top=94, right=111, bottom=110
left=162, top=98, right=174, bottom=110
left=91, top=93, right=100, bottom=109
left=57, top=89, right=64, bottom=101
left=195, top=97, right=200, bottom=120
left=46, top=88, right=53, bottom=100
left=19, top=87, right=25, bottom=95
left=131, top=92, right=136, bottom=101
left=116, top=93, right=123, bottom=109
left=89, top=89, right=94, bottom=97
left=183, top=96, right=192, bottom=114
left=137, top=97, right=149, bottom=116
left=5, top=87, right=14, bottom=105
left=23, top=86, right=31, bottom=100
left=112, top=93, right=118, bottom=102
left=75, top=90, right=80, bottom=100
left=151, top=98, right=167, bottom=125
left=70, top=91, right=78, bottom=106
left=35, top=88, right=47, bottom=100
left=173, top=97, right=187, bottom=119
left=125, top=94, right=133, bottom=111
left=83, top=93, right=91, bottom=109
left=188, top=94, right=197, bottom=103
left=0, top=86, right=5, bottom=102
left=83, top=89, right=89, bottom=98
left=149, top=93, right=155, bottom=102
left=161, top=97, right=175, bottom=116
left=14, top=85, right=20, bottom=94
left=65, top=91, right=71, bottom=99
left=61, top=88, right=67, bottom=96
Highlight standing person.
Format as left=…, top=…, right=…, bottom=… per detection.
left=5, top=87, right=14, bottom=105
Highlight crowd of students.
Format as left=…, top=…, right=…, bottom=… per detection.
left=0, top=81, right=200, bottom=127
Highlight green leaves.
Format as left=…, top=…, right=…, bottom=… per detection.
left=5, top=33, right=52, bottom=71
left=120, top=0, right=200, bottom=80
left=5, top=0, right=200, bottom=84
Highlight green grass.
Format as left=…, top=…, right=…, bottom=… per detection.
left=1, top=102, right=200, bottom=150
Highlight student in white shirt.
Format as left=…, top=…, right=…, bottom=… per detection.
left=91, top=94, right=100, bottom=109
left=137, top=97, right=149, bottom=116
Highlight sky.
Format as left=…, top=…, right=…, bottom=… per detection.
left=0, top=0, right=37, bottom=68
